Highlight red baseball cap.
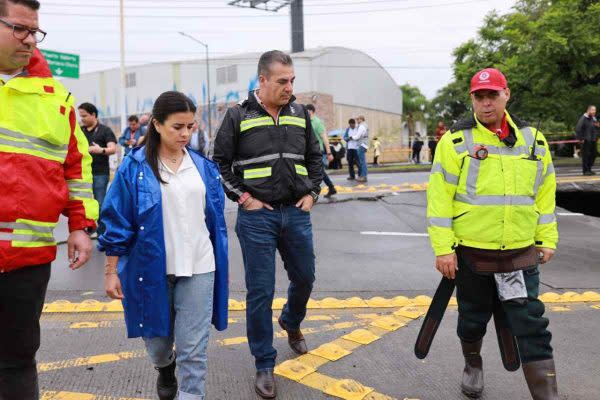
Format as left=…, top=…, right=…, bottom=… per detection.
left=470, top=68, right=507, bottom=93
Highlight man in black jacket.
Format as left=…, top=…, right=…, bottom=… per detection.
left=576, top=105, right=598, bottom=176
left=213, top=50, right=322, bottom=399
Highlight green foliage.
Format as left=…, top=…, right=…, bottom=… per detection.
left=430, top=0, right=600, bottom=133
left=399, top=83, right=429, bottom=138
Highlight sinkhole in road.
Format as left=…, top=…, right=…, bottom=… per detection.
left=556, top=191, right=600, bottom=217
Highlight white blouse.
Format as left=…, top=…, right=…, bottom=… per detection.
left=158, top=149, right=215, bottom=276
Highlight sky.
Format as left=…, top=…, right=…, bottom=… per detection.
left=37, top=0, right=516, bottom=99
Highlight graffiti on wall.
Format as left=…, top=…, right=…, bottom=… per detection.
left=95, top=75, right=260, bottom=136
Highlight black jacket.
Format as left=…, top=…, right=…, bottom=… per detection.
left=576, top=114, right=598, bottom=142
left=213, top=91, right=323, bottom=204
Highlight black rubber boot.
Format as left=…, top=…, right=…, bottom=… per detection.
left=156, top=358, right=177, bottom=400
left=461, top=340, right=484, bottom=398
left=522, top=359, right=559, bottom=400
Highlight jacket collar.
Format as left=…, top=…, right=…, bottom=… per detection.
left=246, top=90, right=296, bottom=110
left=130, top=146, right=147, bottom=163
left=25, top=48, right=52, bottom=78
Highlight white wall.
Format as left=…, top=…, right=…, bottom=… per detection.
left=63, top=47, right=402, bottom=121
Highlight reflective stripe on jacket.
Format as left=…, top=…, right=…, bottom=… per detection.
left=426, top=112, right=558, bottom=256
left=0, top=49, right=97, bottom=271
left=213, top=91, right=323, bottom=204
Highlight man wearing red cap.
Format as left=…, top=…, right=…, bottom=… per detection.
left=422, top=68, right=559, bottom=399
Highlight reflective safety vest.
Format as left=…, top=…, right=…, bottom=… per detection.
left=426, top=112, right=558, bottom=256
left=0, top=49, right=98, bottom=272
left=213, top=91, right=323, bottom=204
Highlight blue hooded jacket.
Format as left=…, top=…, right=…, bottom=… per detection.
left=98, top=146, right=228, bottom=338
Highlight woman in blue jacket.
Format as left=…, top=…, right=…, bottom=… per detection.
left=98, top=91, right=228, bottom=400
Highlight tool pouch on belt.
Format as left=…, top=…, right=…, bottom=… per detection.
left=457, top=245, right=538, bottom=304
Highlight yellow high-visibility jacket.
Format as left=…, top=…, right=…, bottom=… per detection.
left=427, top=112, right=558, bottom=256
left=0, top=49, right=98, bottom=271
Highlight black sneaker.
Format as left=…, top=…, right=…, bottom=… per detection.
left=346, top=176, right=355, bottom=181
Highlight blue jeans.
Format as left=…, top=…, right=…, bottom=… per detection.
left=357, top=146, right=368, bottom=178
left=322, top=153, right=334, bottom=190
left=235, top=206, right=316, bottom=370
left=92, top=174, right=109, bottom=234
left=143, top=272, right=215, bottom=400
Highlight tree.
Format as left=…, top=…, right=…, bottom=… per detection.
left=399, top=83, right=429, bottom=141
left=430, top=0, right=600, bottom=137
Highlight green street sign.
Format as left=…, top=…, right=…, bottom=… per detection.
left=40, top=49, right=80, bottom=79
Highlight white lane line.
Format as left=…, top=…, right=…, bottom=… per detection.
left=557, top=212, right=584, bottom=216
left=361, top=231, right=429, bottom=237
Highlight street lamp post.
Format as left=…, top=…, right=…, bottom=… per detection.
left=119, top=0, right=126, bottom=141
left=179, top=32, right=212, bottom=138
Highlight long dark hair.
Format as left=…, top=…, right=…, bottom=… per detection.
left=145, top=91, right=196, bottom=184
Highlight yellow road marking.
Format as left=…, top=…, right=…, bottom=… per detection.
left=218, top=321, right=364, bottom=346
left=43, top=291, right=600, bottom=313
left=38, top=350, right=146, bottom=373
left=275, top=306, right=428, bottom=399
left=70, top=321, right=113, bottom=329
left=41, top=392, right=148, bottom=400
left=556, top=175, right=600, bottom=183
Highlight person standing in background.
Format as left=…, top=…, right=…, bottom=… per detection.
left=78, top=102, right=117, bottom=235
left=119, top=115, right=146, bottom=156
left=343, top=118, right=360, bottom=180
left=575, top=105, right=598, bottom=176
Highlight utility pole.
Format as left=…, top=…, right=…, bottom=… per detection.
left=179, top=32, right=212, bottom=137
left=290, top=0, right=304, bottom=53
left=228, top=0, right=304, bottom=53
left=119, top=0, right=126, bottom=138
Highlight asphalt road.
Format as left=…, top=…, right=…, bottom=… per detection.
left=39, top=170, right=600, bottom=400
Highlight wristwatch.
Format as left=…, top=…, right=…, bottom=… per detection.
left=310, top=191, right=319, bottom=203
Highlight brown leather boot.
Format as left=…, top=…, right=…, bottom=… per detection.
left=461, top=340, right=484, bottom=398
left=278, top=316, right=308, bottom=355
left=255, top=368, right=277, bottom=399
left=522, top=359, right=559, bottom=400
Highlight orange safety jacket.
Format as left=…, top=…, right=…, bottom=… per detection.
left=0, top=49, right=98, bottom=272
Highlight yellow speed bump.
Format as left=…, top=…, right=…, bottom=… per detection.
left=366, top=297, right=394, bottom=308
left=319, top=297, right=348, bottom=309
left=104, top=300, right=124, bottom=312
left=344, top=297, right=370, bottom=308
left=228, top=299, right=245, bottom=311
left=310, top=342, right=352, bottom=361
left=324, top=378, right=374, bottom=400
left=411, top=295, right=432, bottom=306
left=307, top=298, right=322, bottom=309
left=43, top=300, right=76, bottom=313
left=371, top=316, right=406, bottom=331
left=272, top=298, right=287, bottom=310
left=342, top=329, right=381, bottom=345
left=391, top=296, right=410, bottom=307
left=393, top=307, right=426, bottom=320
left=582, top=291, right=600, bottom=302
left=74, top=300, right=105, bottom=312
left=274, top=359, right=316, bottom=381
left=538, top=292, right=562, bottom=303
